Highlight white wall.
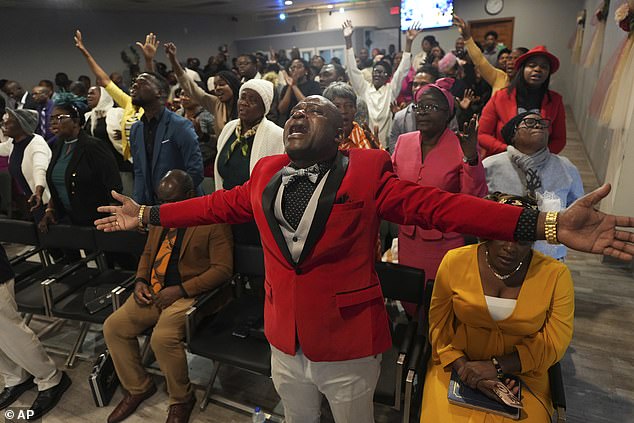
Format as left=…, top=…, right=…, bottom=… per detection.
left=566, top=0, right=634, bottom=215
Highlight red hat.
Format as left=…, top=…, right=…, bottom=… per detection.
left=514, top=45, right=560, bottom=74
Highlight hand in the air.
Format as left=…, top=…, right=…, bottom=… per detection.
left=136, top=32, right=160, bottom=60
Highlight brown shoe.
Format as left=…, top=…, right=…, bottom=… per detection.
left=107, top=384, right=157, bottom=423
left=165, top=396, right=196, bottom=423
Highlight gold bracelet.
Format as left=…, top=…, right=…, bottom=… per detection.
left=138, top=205, right=146, bottom=229
left=545, top=211, right=559, bottom=244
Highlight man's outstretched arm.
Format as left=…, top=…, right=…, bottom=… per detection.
left=374, top=151, right=634, bottom=260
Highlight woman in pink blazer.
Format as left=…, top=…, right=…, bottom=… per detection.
left=392, top=79, right=488, bottom=289
left=478, top=46, right=566, bottom=157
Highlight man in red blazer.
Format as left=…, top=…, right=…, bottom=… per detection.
left=96, top=96, right=634, bottom=423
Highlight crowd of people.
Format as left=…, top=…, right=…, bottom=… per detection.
left=1, top=15, right=633, bottom=423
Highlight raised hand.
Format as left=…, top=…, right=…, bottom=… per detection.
left=342, top=20, right=354, bottom=38
left=405, top=22, right=423, bottom=41
left=459, top=88, right=475, bottom=110
left=456, top=114, right=479, bottom=161
left=94, top=191, right=142, bottom=232
left=136, top=32, right=160, bottom=61
left=281, top=70, right=294, bottom=87
left=557, top=184, right=634, bottom=260
left=74, top=29, right=87, bottom=52
left=164, top=42, right=177, bottom=59
left=453, top=15, right=472, bottom=40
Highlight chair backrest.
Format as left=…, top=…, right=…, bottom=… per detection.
left=38, top=224, right=97, bottom=251
left=0, top=219, right=39, bottom=245
left=375, top=262, right=425, bottom=305
left=94, top=230, right=148, bottom=255
left=233, top=244, right=265, bottom=277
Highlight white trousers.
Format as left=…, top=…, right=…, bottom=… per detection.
left=271, top=345, right=381, bottom=423
left=0, top=279, right=61, bottom=390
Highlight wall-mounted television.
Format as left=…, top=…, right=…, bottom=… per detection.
left=400, top=0, right=454, bottom=31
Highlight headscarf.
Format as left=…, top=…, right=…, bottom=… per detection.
left=5, top=109, right=38, bottom=135
left=84, top=87, right=114, bottom=135
left=216, top=70, right=241, bottom=120
left=414, top=77, right=456, bottom=114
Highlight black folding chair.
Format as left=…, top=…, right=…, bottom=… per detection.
left=15, top=225, right=100, bottom=318
left=186, top=244, right=277, bottom=418
left=0, top=219, right=46, bottom=284
left=373, top=262, right=426, bottom=417
left=46, top=230, right=147, bottom=367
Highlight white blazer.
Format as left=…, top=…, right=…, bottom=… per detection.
left=214, top=117, right=284, bottom=191
left=0, top=134, right=52, bottom=203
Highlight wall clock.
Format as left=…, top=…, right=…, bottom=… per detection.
left=485, top=0, right=504, bottom=15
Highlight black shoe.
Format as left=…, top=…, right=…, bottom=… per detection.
left=0, top=377, right=35, bottom=409
left=29, top=372, right=72, bottom=420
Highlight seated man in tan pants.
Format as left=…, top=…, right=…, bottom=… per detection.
left=103, top=170, right=233, bottom=423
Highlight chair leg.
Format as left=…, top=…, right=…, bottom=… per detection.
left=403, top=369, right=415, bottom=423
left=22, top=313, right=33, bottom=326
left=556, top=407, right=567, bottom=422
left=65, top=322, right=90, bottom=368
left=140, top=336, right=154, bottom=366
left=200, top=361, right=221, bottom=411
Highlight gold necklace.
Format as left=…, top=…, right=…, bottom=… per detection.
left=485, top=248, right=524, bottom=280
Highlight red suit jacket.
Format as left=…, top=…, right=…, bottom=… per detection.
left=477, top=88, right=566, bottom=157
left=159, top=150, right=522, bottom=362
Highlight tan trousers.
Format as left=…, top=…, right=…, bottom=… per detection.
left=103, top=295, right=194, bottom=405
left=0, top=279, right=61, bottom=391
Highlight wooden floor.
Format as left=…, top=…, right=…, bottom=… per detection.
left=3, top=109, right=634, bottom=422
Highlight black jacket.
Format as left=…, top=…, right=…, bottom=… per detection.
left=46, top=130, right=122, bottom=226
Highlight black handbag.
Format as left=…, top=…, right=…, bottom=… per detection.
left=89, top=350, right=119, bottom=407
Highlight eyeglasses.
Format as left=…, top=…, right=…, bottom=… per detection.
left=518, top=117, right=551, bottom=129
left=51, top=114, right=72, bottom=121
left=239, top=96, right=260, bottom=106
left=372, top=70, right=388, bottom=76
left=412, top=103, right=447, bottom=114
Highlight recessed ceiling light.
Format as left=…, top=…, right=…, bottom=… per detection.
left=327, top=4, right=334, bottom=9
left=279, top=12, right=286, bottom=20
left=284, top=0, right=293, bottom=5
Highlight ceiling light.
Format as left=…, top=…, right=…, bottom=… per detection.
left=339, top=7, right=345, bottom=13
left=327, top=4, right=334, bottom=9
left=284, top=0, right=293, bottom=5
left=279, top=12, right=286, bottom=20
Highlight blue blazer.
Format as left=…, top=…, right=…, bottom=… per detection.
left=130, top=109, right=204, bottom=204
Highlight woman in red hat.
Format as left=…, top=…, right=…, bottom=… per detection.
left=477, top=46, right=566, bottom=158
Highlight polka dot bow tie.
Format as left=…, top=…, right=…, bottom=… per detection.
left=281, top=164, right=320, bottom=186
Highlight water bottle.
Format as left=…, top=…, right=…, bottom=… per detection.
left=252, top=406, right=266, bottom=423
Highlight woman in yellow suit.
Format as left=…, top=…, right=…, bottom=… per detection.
left=421, top=193, right=574, bottom=422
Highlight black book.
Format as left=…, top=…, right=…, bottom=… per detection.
left=448, top=369, right=521, bottom=420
